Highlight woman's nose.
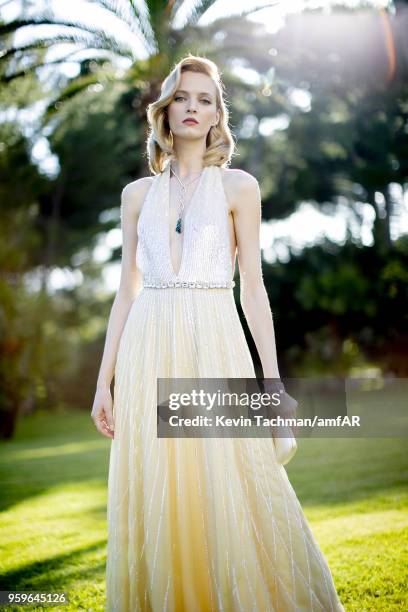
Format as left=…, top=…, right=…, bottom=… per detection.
left=187, top=100, right=198, bottom=112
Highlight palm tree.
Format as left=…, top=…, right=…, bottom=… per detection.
left=0, top=0, right=288, bottom=297
left=0, top=0, right=277, bottom=127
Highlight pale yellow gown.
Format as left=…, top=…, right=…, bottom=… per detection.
left=105, top=163, right=345, bottom=611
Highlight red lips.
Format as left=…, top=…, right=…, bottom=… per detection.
left=183, top=118, right=198, bottom=124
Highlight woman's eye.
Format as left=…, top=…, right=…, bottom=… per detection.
left=174, top=96, right=211, bottom=104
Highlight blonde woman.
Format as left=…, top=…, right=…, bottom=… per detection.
left=91, top=55, right=345, bottom=612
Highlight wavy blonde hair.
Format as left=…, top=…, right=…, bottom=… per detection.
left=146, top=54, right=235, bottom=174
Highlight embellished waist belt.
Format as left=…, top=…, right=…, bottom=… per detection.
left=143, top=280, right=235, bottom=289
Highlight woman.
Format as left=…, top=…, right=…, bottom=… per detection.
left=91, top=54, right=345, bottom=612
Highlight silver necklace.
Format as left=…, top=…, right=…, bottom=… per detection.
left=170, top=164, right=203, bottom=233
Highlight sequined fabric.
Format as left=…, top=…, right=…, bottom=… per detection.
left=143, top=280, right=235, bottom=289
left=105, top=163, right=345, bottom=611
left=136, top=164, right=234, bottom=286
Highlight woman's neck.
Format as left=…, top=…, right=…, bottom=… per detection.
left=171, top=142, right=206, bottom=178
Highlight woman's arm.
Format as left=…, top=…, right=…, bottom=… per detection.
left=91, top=177, right=153, bottom=438
left=229, top=171, right=281, bottom=380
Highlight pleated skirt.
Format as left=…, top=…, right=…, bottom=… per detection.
left=105, top=287, right=345, bottom=612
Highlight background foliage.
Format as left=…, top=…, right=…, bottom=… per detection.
left=0, top=0, right=407, bottom=438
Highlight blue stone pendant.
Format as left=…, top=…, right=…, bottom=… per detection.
left=175, top=217, right=182, bottom=233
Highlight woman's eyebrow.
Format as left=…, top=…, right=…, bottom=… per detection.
left=175, top=89, right=213, bottom=97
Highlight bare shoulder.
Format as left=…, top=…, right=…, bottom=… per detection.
left=121, top=176, right=155, bottom=216
left=220, top=168, right=260, bottom=213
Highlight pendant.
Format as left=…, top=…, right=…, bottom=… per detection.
left=175, top=217, right=182, bottom=233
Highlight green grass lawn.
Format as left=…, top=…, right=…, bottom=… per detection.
left=0, top=408, right=407, bottom=611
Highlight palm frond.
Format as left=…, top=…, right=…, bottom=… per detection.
left=86, top=0, right=154, bottom=52
left=183, top=0, right=216, bottom=27
left=0, top=31, right=134, bottom=83
left=124, top=0, right=155, bottom=48
left=232, top=1, right=280, bottom=21
left=41, top=69, right=118, bottom=124
left=185, top=0, right=280, bottom=27
left=0, top=50, right=118, bottom=83
left=0, top=15, right=142, bottom=58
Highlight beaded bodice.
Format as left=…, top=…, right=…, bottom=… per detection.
left=136, top=162, right=235, bottom=289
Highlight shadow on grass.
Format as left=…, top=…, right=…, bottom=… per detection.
left=287, top=437, right=408, bottom=508
left=0, top=441, right=110, bottom=513
left=0, top=410, right=111, bottom=513
left=1, top=410, right=407, bottom=513
left=0, top=539, right=106, bottom=591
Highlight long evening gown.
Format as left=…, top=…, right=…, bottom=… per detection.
left=105, top=162, right=345, bottom=611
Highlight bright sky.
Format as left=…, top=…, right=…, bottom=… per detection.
left=3, top=0, right=405, bottom=294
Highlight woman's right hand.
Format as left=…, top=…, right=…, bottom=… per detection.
left=91, top=386, right=115, bottom=439
left=263, top=380, right=298, bottom=421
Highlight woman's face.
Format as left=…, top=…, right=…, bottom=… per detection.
left=167, top=71, right=220, bottom=141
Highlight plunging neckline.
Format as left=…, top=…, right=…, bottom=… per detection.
left=166, top=163, right=209, bottom=278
